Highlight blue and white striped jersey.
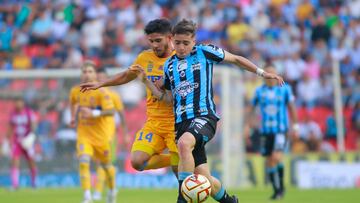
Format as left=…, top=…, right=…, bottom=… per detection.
left=164, top=44, right=225, bottom=123
left=252, top=84, right=295, bottom=134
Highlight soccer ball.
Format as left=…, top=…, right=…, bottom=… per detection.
left=181, top=174, right=212, bottom=203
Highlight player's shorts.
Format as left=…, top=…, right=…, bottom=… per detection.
left=11, top=141, right=34, bottom=160
left=131, top=118, right=178, bottom=163
left=77, top=139, right=111, bottom=164
left=175, top=115, right=218, bottom=167
left=260, top=133, right=287, bottom=157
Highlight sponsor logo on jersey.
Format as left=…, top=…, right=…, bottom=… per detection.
left=175, top=81, right=199, bottom=98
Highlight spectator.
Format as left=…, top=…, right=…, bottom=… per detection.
left=12, top=48, right=31, bottom=69
left=317, top=75, right=334, bottom=107
left=51, top=11, right=69, bottom=41
left=296, top=73, right=321, bottom=108
left=299, top=113, right=323, bottom=152
left=138, top=0, right=162, bottom=24
left=30, top=10, right=52, bottom=45
left=352, top=101, right=360, bottom=131
left=311, top=15, right=332, bottom=43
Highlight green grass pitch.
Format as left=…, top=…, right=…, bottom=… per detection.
left=0, top=187, right=359, bottom=203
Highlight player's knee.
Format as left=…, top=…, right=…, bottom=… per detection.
left=177, top=135, right=195, bottom=155
left=130, top=155, right=147, bottom=171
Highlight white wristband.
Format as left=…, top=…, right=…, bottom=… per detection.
left=256, top=68, right=265, bottom=77
left=92, top=109, right=101, bottom=117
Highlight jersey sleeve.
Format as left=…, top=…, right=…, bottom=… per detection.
left=99, top=89, right=115, bottom=110
left=252, top=88, right=260, bottom=106
left=112, top=92, right=124, bottom=112
left=200, top=44, right=225, bottom=63
left=285, top=84, right=295, bottom=104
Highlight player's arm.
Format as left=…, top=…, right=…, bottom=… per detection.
left=69, top=88, right=78, bottom=127
left=223, top=51, right=284, bottom=85
left=80, top=70, right=137, bottom=92
left=130, top=65, right=173, bottom=104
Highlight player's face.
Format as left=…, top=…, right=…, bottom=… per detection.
left=173, top=33, right=195, bottom=58
left=15, top=99, right=24, bottom=111
left=147, top=33, right=170, bottom=57
left=264, top=67, right=278, bottom=86
left=81, top=66, right=97, bottom=83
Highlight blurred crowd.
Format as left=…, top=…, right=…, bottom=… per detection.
left=0, top=0, right=359, bottom=154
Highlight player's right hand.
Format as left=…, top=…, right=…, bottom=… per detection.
left=79, top=82, right=101, bottom=92
left=129, top=65, right=147, bottom=82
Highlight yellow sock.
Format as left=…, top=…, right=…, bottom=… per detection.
left=104, top=165, right=116, bottom=189
left=144, top=154, right=171, bottom=170
left=79, top=162, right=91, bottom=190
left=95, top=166, right=106, bottom=193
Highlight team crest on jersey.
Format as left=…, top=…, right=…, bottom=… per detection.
left=180, top=71, right=186, bottom=77
left=158, top=65, right=163, bottom=70
left=175, top=81, right=199, bottom=98
left=177, top=60, right=187, bottom=71
left=147, top=61, right=154, bottom=72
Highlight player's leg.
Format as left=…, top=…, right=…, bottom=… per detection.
left=23, top=147, right=37, bottom=188
left=131, top=122, right=170, bottom=171
left=93, top=136, right=117, bottom=200
left=176, top=132, right=196, bottom=203
left=273, top=133, right=287, bottom=196
left=77, top=142, right=93, bottom=203
left=262, top=134, right=281, bottom=199
left=93, top=162, right=105, bottom=200
left=10, top=143, right=22, bottom=189
left=195, top=163, right=238, bottom=203
left=164, top=133, right=179, bottom=178
left=95, top=143, right=116, bottom=203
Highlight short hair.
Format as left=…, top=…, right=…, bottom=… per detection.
left=144, top=19, right=172, bottom=35
left=172, top=19, right=197, bottom=36
left=81, top=60, right=96, bottom=70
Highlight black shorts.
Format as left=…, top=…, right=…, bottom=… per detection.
left=175, top=115, right=218, bottom=166
left=260, top=133, right=287, bottom=157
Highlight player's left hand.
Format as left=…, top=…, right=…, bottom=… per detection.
left=263, top=72, right=285, bottom=86
left=79, top=107, right=93, bottom=118
left=129, top=65, right=147, bottom=82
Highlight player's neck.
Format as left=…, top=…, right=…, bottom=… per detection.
left=160, top=48, right=173, bottom=58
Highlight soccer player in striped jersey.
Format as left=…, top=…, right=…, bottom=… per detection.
left=131, top=19, right=284, bottom=203
left=249, top=64, right=299, bottom=200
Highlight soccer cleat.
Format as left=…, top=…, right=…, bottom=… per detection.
left=106, top=190, right=117, bottom=203
left=270, top=192, right=283, bottom=200
left=92, top=191, right=102, bottom=201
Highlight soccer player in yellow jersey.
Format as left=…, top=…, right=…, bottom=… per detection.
left=69, top=61, right=117, bottom=203
left=80, top=19, right=179, bottom=175
left=93, top=68, right=128, bottom=201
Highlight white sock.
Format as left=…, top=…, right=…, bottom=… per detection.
left=84, top=190, right=92, bottom=199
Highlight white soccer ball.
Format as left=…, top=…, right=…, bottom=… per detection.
left=181, top=174, right=212, bottom=203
